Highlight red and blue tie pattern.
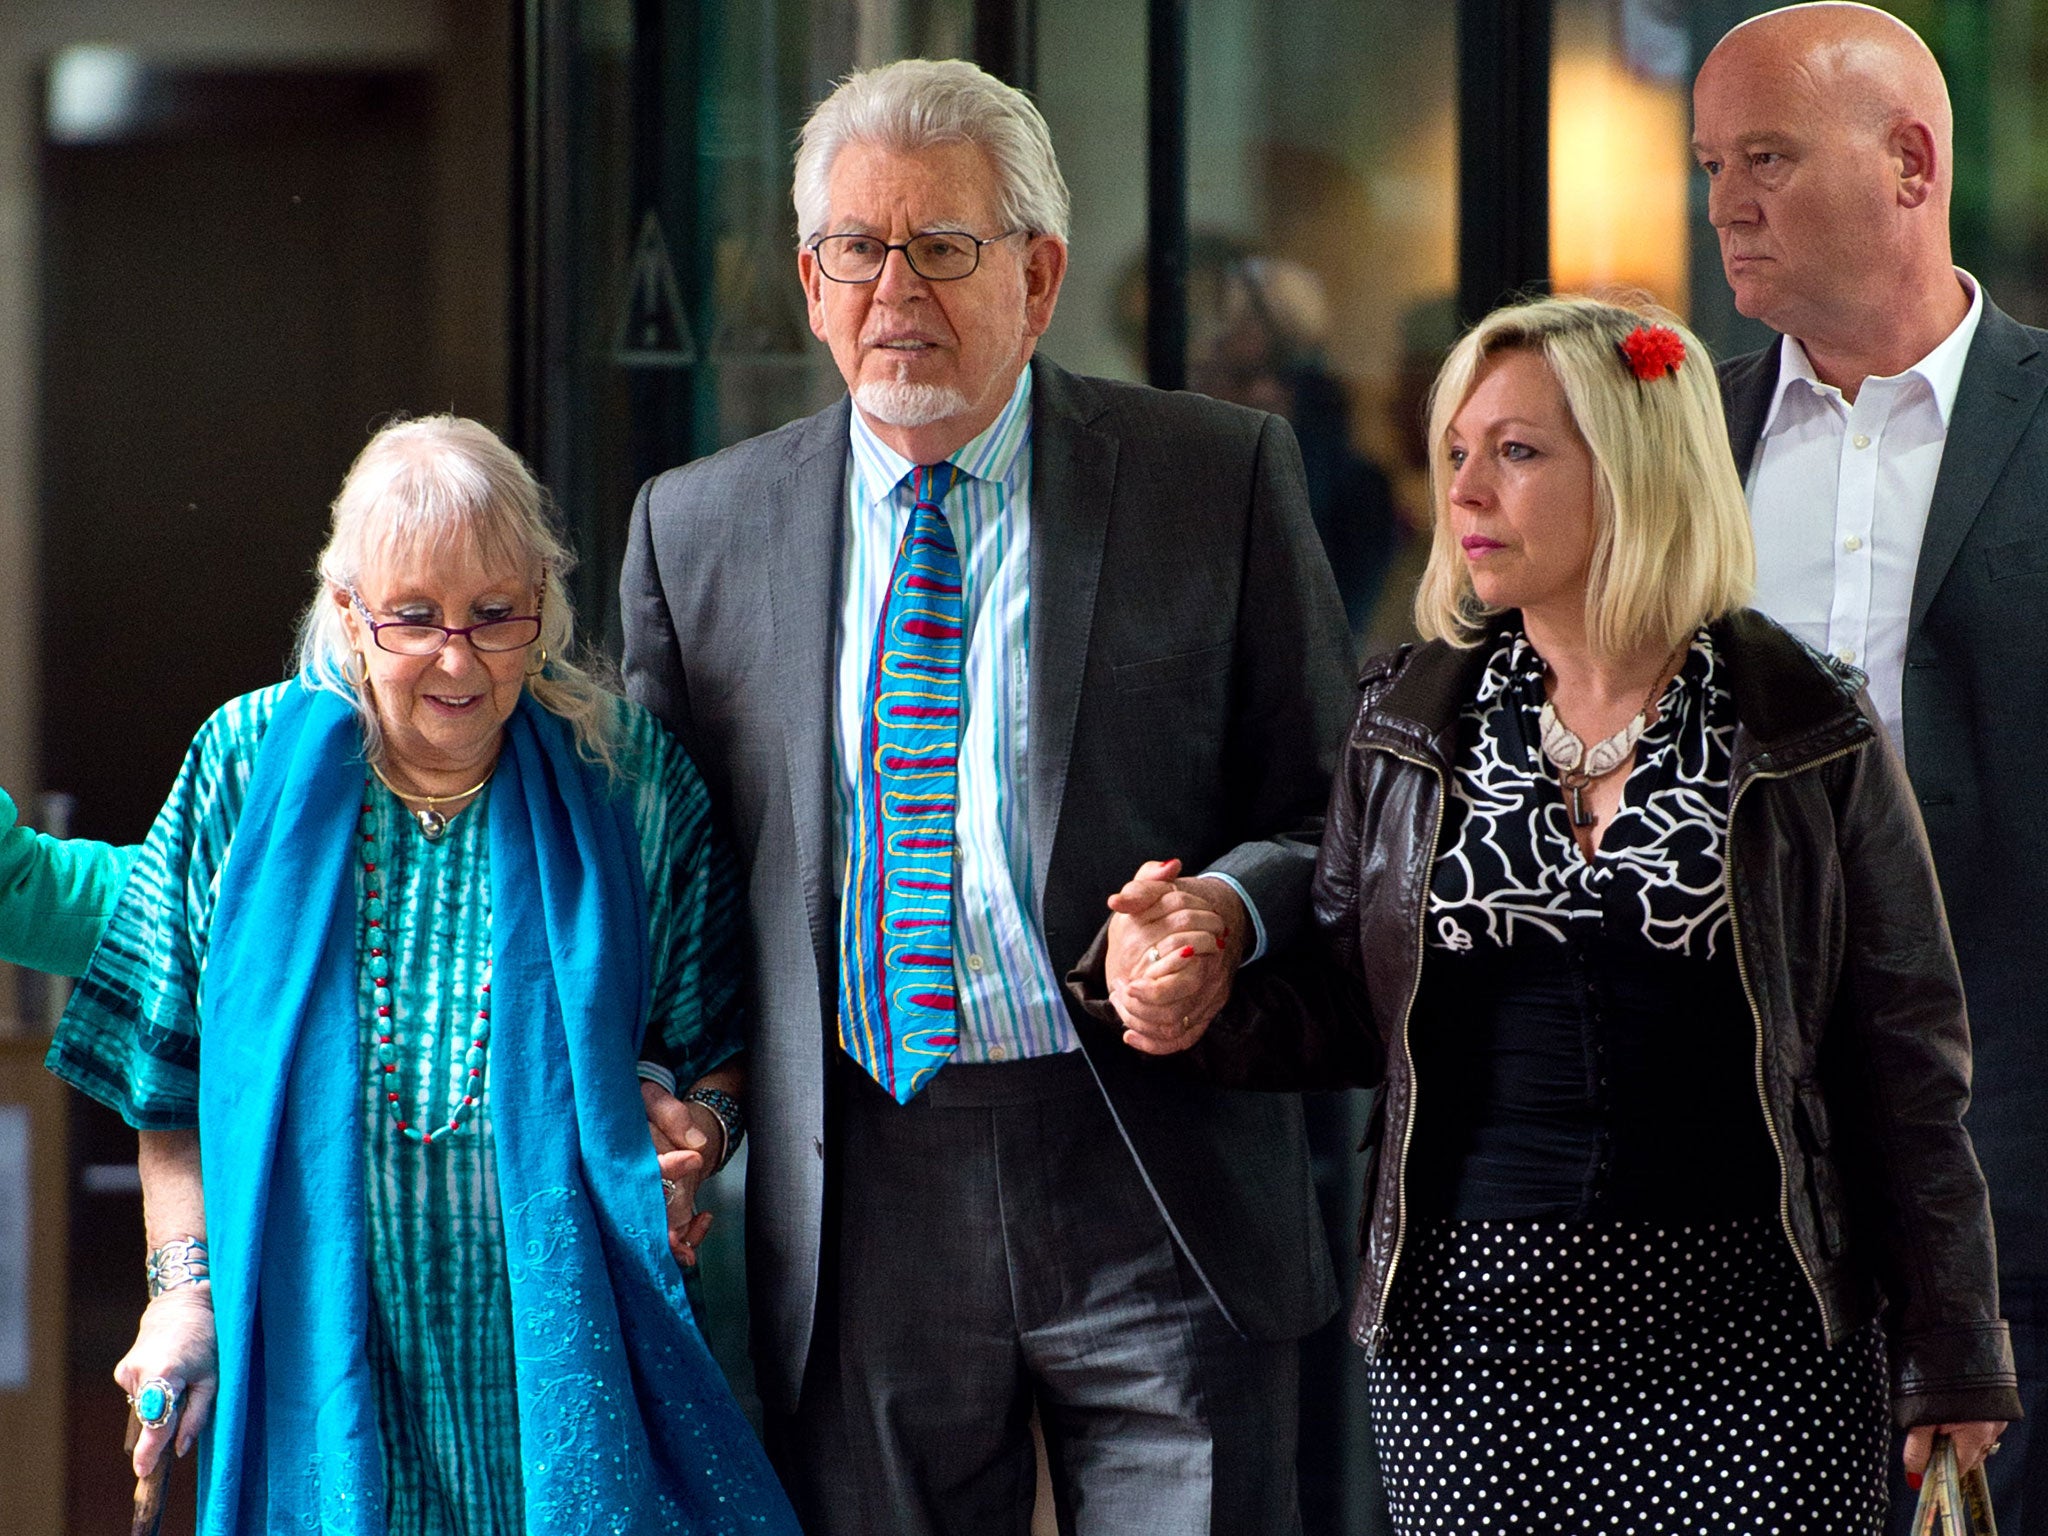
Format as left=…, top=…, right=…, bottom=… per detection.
left=839, top=462, right=964, bottom=1101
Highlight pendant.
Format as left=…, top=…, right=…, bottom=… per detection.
left=415, top=807, right=448, bottom=841
left=1568, top=781, right=1595, bottom=829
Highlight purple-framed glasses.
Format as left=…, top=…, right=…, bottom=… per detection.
left=349, top=587, right=544, bottom=657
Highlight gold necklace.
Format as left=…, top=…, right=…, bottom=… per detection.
left=369, top=761, right=497, bottom=842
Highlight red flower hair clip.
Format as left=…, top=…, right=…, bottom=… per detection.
left=1618, top=324, right=1685, bottom=380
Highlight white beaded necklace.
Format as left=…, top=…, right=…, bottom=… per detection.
left=1536, top=645, right=1686, bottom=828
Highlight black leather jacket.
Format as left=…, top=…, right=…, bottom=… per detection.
left=1201, top=610, right=2018, bottom=1427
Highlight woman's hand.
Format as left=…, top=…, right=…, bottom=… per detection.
left=642, top=1080, right=722, bottom=1268
left=1104, top=858, right=1243, bottom=1054
left=127, top=1129, right=211, bottom=1476
left=114, top=1286, right=218, bottom=1477
left=1904, top=1419, right=2007, bottom=1486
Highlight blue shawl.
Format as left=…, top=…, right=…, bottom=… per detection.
left=195, top=681, right=799, bottom=1534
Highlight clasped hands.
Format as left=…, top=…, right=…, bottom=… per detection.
left=641, top=1082, right=727, bottom=1268
left=1104, top=858, right=1248, bottom=1054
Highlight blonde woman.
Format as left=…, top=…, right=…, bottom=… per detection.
left=1106, top=297, right=2014, bottom=1531
left=47, top=417, right=799, bottom=1535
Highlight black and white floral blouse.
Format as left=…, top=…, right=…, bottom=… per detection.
left=1427, top=625, right=1734, bottom=959
left=1405, top=623, right=1781, bottom=1224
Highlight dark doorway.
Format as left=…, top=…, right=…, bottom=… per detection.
left=36, top=64, right=436, bottom=1533
left=38, top=67, right=437, bottom=844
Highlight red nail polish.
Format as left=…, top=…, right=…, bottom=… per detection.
left=1906, top=1472, right=1923, bottom=1491
left=1181, top=946, right=1195, bottom=959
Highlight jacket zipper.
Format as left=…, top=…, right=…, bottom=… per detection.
left=1363, top=743, right=1446, bottom=1358
left=1724, top=740, right=1864, bottom=1343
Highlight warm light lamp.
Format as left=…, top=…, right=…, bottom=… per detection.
left=1550, top=41, right=1691, bottom=312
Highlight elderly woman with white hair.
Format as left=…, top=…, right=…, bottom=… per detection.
left=47, top=416, right=801, bottom=1535
left=1115, top=296, right=2016, bottom=1532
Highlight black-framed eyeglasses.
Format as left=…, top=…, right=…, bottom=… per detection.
left=807, top=229, right=1024, bottom=284
left=349, top=588, right=544, bottom=656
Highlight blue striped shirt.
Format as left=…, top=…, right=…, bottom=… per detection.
left=834, top=366, right=1076, bottom=1064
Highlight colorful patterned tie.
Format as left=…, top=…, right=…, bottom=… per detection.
left=839, top=462, right=964, bottom=1102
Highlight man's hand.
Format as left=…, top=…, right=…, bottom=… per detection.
left=642, top=1080, right=723, bottom=1267
left=1103, top=858, right=1247, bottom=1055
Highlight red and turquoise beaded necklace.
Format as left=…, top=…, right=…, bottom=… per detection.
left=359, top=778, right=493, bottom=1144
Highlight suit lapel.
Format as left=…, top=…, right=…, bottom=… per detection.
left=1717, top=345, right=1781, bottom=478
left=766, top=398, right=854, bottom=982
left=1025, top=360, right=1116, bottom=910
left=1912, top=303, right=2048, bottom=634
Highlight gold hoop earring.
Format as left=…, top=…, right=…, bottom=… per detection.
left=526, top=647, right=550, bottom=679
left=345, top=648, right=369, bottom=686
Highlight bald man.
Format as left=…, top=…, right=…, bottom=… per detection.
left=1695, top=4, right=2040, bottom=1526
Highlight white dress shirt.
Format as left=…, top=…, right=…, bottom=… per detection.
left=1745, top=272, right=1983, bottom=751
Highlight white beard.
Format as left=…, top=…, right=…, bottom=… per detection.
left=854, top=379, right=971, bottom=428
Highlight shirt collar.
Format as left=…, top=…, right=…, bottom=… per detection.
left=1759, top=268, right=1984, bottom=440
left=846, top=362, right=1035, bottom=511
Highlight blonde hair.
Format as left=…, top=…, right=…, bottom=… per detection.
left=294, top=414, right=622, bottom=774
left=1413, top=294, right=1755, bottom=656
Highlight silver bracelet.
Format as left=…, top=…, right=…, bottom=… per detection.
left=146, top=1236, right=211, bottom=1298
left=683, top=1087, right=745, bottom=1173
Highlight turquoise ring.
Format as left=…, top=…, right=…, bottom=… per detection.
left=133, top=1376, right=176, bottom=1430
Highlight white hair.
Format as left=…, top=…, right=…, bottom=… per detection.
left=793, top=58, right=1071, bottom=246
left=294, top=414, right=622, bottom=774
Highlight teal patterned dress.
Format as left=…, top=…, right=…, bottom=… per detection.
left=49, top=684, right=746, bottom=1536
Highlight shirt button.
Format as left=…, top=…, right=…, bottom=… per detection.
left=1836, top=645, right=1858, bottom=664
left=1843, top=534, right=1863, bottom=552
left=988, top=1045, right=1008, bottom=1061
left=965, top=953, right=985, bottom=974
left=1852, top=433, right=1872, bottom=449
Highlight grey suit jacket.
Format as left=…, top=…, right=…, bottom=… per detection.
left=621, top=356, right=1354, bottom=1413
left=1721, top=299, right=2048, bottom=1273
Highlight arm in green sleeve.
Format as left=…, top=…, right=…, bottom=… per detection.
left=0, top=787, right=140, bottom=976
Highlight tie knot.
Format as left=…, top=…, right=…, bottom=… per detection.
left=910, top=461, right=959, bottom=510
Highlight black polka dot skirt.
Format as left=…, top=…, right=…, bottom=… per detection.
left=1365, top=1216, right=1890, bottom=1533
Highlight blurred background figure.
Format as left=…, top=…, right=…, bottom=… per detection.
left=1185, top=239, right=1402, bottom=648
left=1120, top=234, right=1404, bottom=656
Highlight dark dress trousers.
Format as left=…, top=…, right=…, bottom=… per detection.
left=620, top=356, right=1352, bottom=1516
left=1722, top=299, right=2048, bottom=1527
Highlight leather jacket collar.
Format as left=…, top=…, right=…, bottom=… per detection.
left=1357, top=609, right=1874, bottom=782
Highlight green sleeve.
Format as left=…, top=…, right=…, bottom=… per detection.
left=0, top=787, right=140, bottom=976
left=616, top=702, right=748, bottom=1084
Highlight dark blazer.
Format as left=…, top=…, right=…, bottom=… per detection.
left=1721, top=300, right=2048, bottom=1275
left=620, top=355, right=1354, bottom=1414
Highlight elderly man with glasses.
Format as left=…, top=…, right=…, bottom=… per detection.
left=622, top=56, right=1352, bottom=1536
